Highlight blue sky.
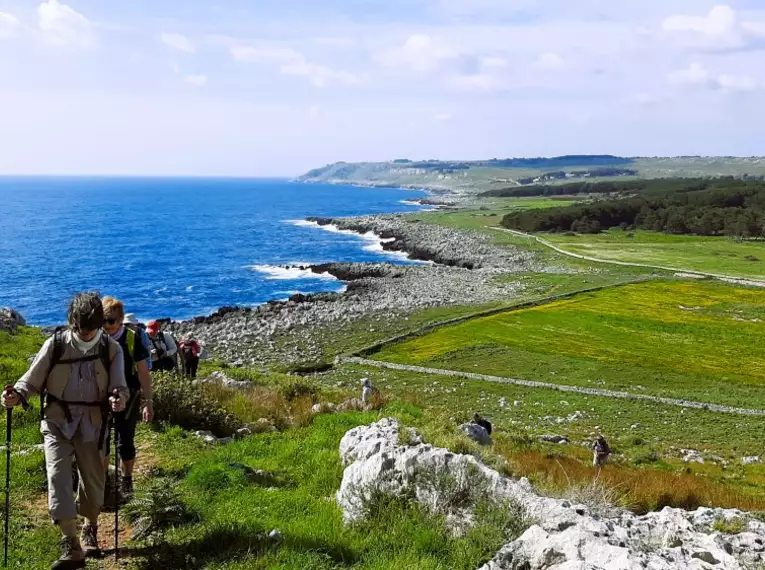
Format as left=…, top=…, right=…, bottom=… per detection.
left=0, top=0, right=764, bottom=176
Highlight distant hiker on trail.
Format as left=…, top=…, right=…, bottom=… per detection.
left=2, top=292, right=128, bottom=568
left=102, top=298, right=153, bottom=499
left=179, top=337, right=201, bottom=379
left=146, top=320, right=178, bottom=372
left=361, top=378, right=374, bottom=404
left=124, top=313, right=153, bottom=371
left=472, top=413, right=493, bottom=435
left=592, top=435, right=611, bottom=468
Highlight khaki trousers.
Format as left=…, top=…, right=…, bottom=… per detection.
left=42, top=422, right=105, bottom=522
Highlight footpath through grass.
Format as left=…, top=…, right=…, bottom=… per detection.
left=374, top=279, right=765, bottom=409
left=543, top=230, right=765, bottom=279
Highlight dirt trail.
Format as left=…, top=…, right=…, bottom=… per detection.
left=343, top=356, right=765, bottom=417
left=491, top=227, right=765, bottom=288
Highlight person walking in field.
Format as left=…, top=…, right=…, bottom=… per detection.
left=101, top=298, right=153, bottom=499
left=2, top=292, right=128, bottom=569
left=179, top=337, right=201, bottom=379
left=146, top=320, right=178, bottom=372
left=592, top=435, right=611, bottom=468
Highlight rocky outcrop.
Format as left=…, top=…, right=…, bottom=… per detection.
left=307, top=215, right=535, bottom=270
left=0, top=308, right=26, bottom=334
left=337, top=419, right=765, bottom=569
left=310, top=263, right=400, bottom=281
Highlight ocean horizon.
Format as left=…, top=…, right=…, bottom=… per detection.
left=0, top=176, right=427, bottom=325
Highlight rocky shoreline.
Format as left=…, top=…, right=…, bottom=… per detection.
left=166, top=214, right=553, bottom=368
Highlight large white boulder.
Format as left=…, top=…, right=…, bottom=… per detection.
left=337, top=418, right=765, bottom=570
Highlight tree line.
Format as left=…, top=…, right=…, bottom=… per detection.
left=500, top=178, right=765, bottom=238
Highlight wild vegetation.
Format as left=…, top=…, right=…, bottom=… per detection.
left=500, top=178, right=765, bottom=236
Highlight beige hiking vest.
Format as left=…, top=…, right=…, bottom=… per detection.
left=43, top=329, right=119, bottom=427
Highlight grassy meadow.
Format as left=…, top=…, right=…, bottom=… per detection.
left=543, top=230, right=765, bottom=279
left=374, top=280, right=765, bottom=409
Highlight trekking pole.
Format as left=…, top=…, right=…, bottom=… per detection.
left=3, top=386, right=29, bottom=568
left=111, top=389, right=121, bottom=563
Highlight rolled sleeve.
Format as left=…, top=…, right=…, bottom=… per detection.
left=15, top=337, right=54, bottom=399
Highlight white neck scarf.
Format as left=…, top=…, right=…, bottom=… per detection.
left=109, top=325, right=125, bottom=341
left=72, top=329, right=103, bottom=353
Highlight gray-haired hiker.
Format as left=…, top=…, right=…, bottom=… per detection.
left=592, top=435, right=611, bottom=468
left=2, top=292, right=128, bottom=569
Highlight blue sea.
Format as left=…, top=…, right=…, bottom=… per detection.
left=0, top=177, right=427, bottom=325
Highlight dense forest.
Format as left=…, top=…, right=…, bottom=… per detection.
left=481, top=177, right=765, bottom=198
left=500, top=178, right=765, bottom=237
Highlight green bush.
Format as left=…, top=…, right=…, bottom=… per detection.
left=123, top=477, right=200, bottom=541
left=152, top=373, right=241, bottom=437
left=186, top=463, right=251, bottom=492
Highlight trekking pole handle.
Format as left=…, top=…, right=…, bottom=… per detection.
left=3, top=386, right=29, bottom=412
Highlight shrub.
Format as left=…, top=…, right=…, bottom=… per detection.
left=280, top=380, right=317, bottom=403
left=712, top=516, right=747, bottom=535
left=152, top=373, right=241, bottom=437
left=186, top=463, right=252, bottom=492
left=122, top=477, right=200, bottom=541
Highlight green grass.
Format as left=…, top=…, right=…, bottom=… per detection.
left=543, top=230, right=765, bottom=279
left=127, top=414, right=523, bottom=570
left=374, top=280, right=765, bottom=409
left=407, top=197, right=580, bottom=233
left=317, top=362, right=765, bottom=512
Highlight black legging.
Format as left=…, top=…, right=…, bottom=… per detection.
left=183, top=355, right=199, bottom=379
left=105, top=393, right=141, bottom=461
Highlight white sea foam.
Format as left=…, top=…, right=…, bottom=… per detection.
left=289, top=220, right=423, bottom=263
left=399, top=199, right=421, bottom=206
left=248, top=265, right=339, bottom=281
left=284, top=219, right=321, bottom=228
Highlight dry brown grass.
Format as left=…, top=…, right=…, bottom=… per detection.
left=201, top=383, right=318, bottom=430
left=498, top=448, right=765, bottom=514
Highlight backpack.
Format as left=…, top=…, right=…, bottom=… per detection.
left=151, top=332, right=168, bottom=359
left=42, top=326, right=112, bottom=422
left=181, top=341, right=197, bottom=358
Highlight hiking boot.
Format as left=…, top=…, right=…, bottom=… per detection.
left=51, top=536, right=85, bottom=570
left=80, top=523, right=101, bottom=558
left=120, top=476, right=134, bottom=499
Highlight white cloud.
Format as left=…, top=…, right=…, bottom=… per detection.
left=376, top=34, right=458, bottom=72
left=184, top=75, right=208, bottom=87
left=0, top=12, right=23, bottom=40
left=449, top=73, right=501, bottom=92
left=668, top=62, right=712, bottom=86
left=668, top=62, right=759, bottom=93
left=231, top=44, right=362, bottom=87
left=534, top=52, right=565, bottom=70
left=230, top=45, right=303, bottom=64
left=314, top=37, right=357, bottom=48
left=716, top=73, right=758, bottom=92
left=663, top=5, right=736, bottom=36
left=37, top=0, right=94, bottom=48
left=161, top=32, right=195, bottom=54
left=433, top=112, right=453, bottom=122
left=280, top=61, right=361, bottom=87
left=661, top=5, right=765, bottom=52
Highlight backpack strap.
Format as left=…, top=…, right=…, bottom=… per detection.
left=41, top=327, right=66, bottom=422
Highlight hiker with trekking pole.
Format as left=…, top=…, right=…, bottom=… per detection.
left=2, top=293, right=128, bottom=569
left=101, top=297, right=153, bottom=500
